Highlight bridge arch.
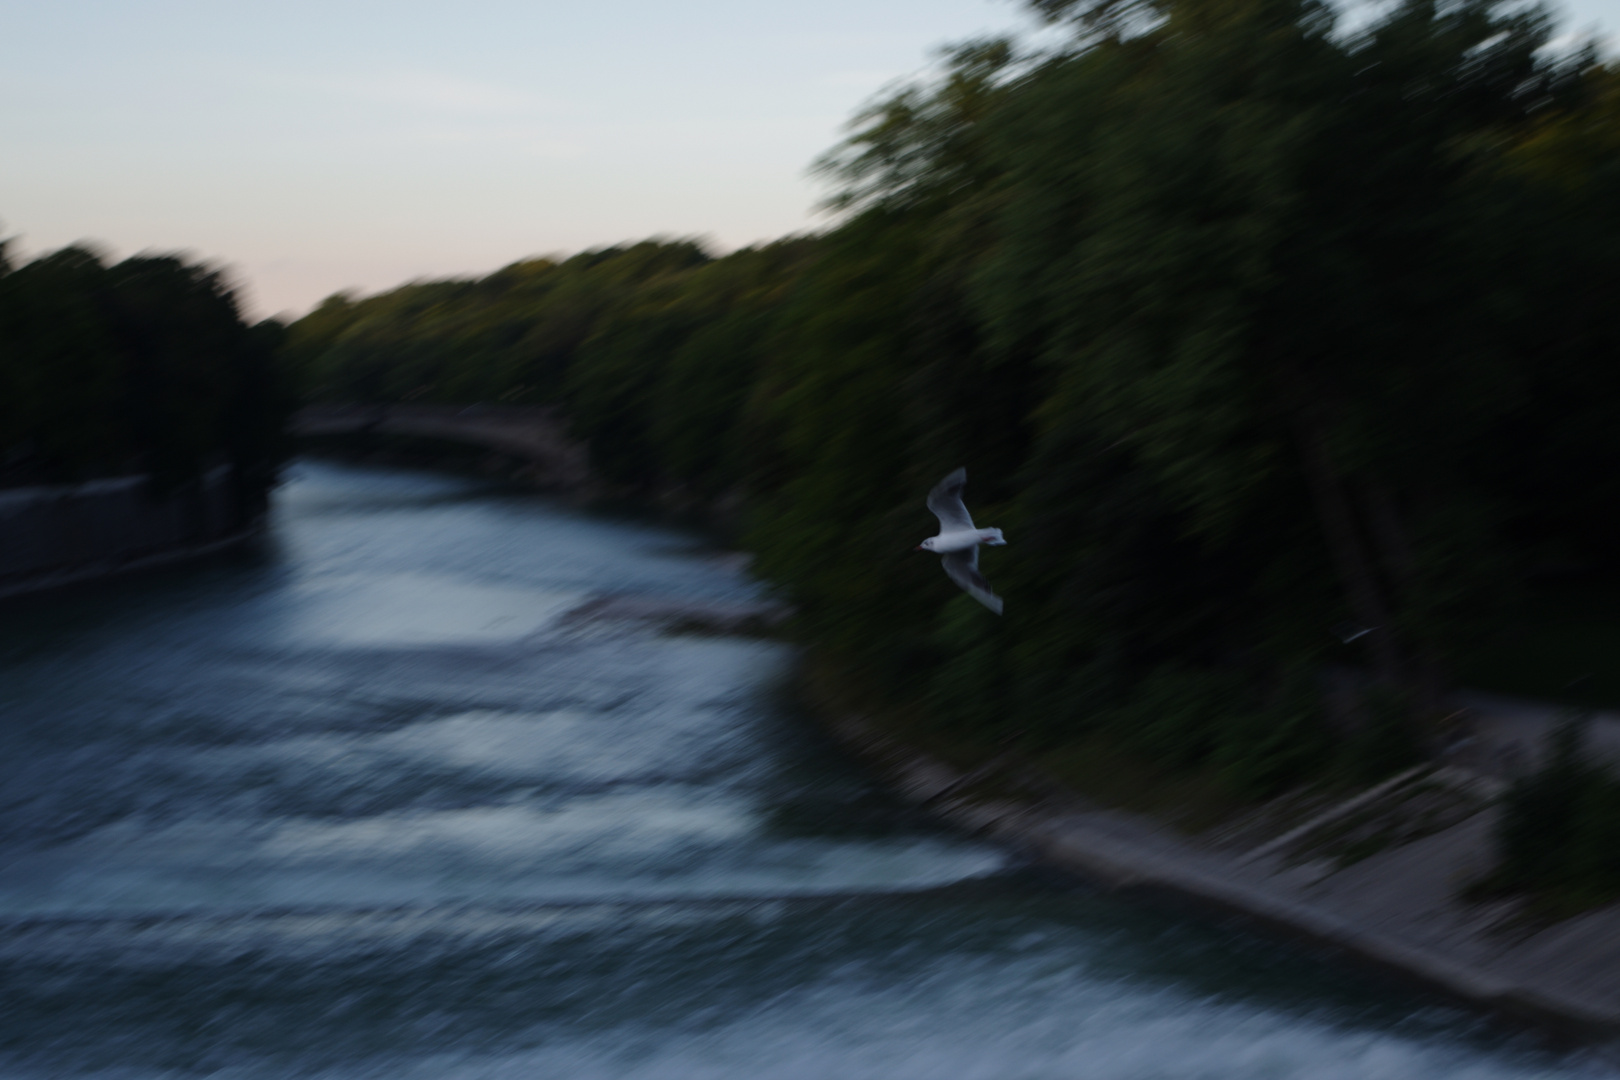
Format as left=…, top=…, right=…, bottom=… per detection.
left=290, top=404, right=591, bottom=490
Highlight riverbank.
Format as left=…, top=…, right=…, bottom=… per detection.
left=0, top=468, right=263, bottom=602
left=270, top=445, right=1620, bottom=1049
left=810, top=690, right=1620, bottom=1050
left=11, top=458, right=1594, bottom=1079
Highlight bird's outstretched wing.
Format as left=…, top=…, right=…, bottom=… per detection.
left=926, top=468, right=976, bottom=532
left=942, top=546, right=1003, bottom=615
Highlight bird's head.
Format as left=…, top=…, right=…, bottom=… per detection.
left=915, top=538, right=936, bottom=552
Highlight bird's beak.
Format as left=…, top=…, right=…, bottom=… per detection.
left=913, top=545, right=924, bottom=552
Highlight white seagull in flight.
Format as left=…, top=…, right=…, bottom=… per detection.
left=916, top=468, right=1006, bottom=614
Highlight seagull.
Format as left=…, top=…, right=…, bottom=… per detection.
left=916, top=467, right=1006, bottom=614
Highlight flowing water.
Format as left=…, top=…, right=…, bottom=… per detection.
left=0, top=460, right=1609, bottom=1079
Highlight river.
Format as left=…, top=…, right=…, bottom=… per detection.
left=0, top=460, right=1607, bottom=1079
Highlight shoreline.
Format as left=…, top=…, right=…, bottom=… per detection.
left=16, top=451, right=1616, bottom=1049
left=816, top=708, right=1620, bottom=1052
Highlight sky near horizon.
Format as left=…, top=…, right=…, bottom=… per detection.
left=4, top=0, right=1616, bottom=321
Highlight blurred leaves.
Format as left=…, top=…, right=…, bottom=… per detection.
left=285, top=0, right=1620, bottom=815
left=0, top=244, right=292, bottom=501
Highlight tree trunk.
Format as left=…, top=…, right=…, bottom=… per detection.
left=1292, top=419, right=1403, bottom=686
left=1363, top=481, right=1448, bottom=716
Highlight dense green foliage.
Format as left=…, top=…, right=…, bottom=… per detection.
left=284, top=239, right=816, bottom=496
left=290, top=0, right=1620, bottom=836
left=0, top=242, right=291, bottom=503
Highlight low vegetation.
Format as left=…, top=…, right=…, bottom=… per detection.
left=1485, top=715, right=1620, bottom=915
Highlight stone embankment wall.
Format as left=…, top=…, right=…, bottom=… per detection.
left=0, top=467, right=256, bottom=601
left=822, top=711, right=1620, bottom=1050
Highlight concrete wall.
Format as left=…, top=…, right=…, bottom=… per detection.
left=0, top=467, right=252, bottom=599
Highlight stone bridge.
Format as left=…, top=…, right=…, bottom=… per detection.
left=291, top=404, right=591, bottom=489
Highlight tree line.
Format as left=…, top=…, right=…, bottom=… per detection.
left=0, top=242, right=291, bottom=510
left=287, top=0, right=1620, bottom=900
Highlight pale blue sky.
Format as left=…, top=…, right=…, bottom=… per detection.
left=3, top=0, right=1614, bottom=319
